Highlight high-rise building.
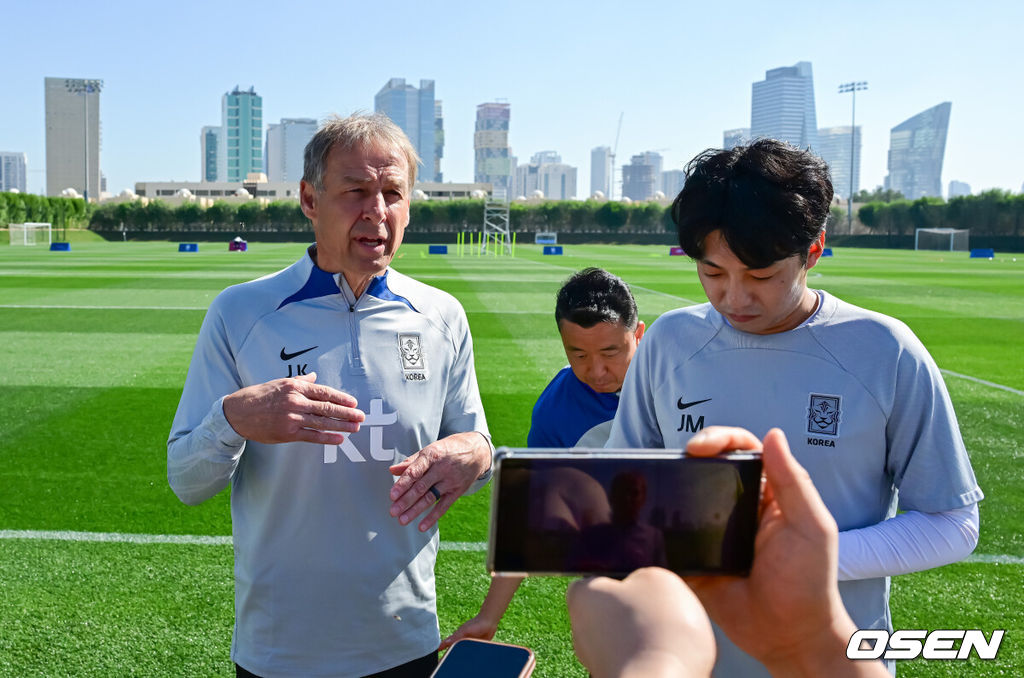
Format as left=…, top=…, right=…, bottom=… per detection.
left=884, top=102, right=951, bottom=200
left=222, top=86, right=263, bottom=183
left=515, top=153, right=577, bottom=200
left=374, top=78, right=442, bottom=182
left=723, top=128, right=750, bottom=150
left=201, top=126, right=221, bottom=183
left=0, top=152, right=27, bottom=193
left=621, top=152, right=662, bottom=201
left=512, top=161, right=577, bottom=199
left=816, top=126, right=862, bottom=199
left=948, top=180, right=971, bottom=199
left=434, top=100, right=444, bottom=183
left=662, top=169, right=686, bottom=198
left=266, top=118, right=316, bottom=183
left=514, top=163, right=539, bottom=198
left=474, top=102, right=512, bottom=195
left=751, top=61, right=818, bottom=150
left=531, top=150, right=561, bottom=165
left=591, top=146, right=611, bottom=197
left=45, top=77, right=102, bottom=199
left=543, top=164, right=577, bottom=200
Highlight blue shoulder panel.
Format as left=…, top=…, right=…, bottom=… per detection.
left=366, top=271, right=418, bottom=312
left=277, top=266, right=341, bottom=309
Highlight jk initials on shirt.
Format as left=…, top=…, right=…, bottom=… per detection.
left=323, top=398, right=398, bottom=463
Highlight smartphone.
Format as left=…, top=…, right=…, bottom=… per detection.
left=488, top=447, right=762, bottom=577
left=431, top=638, right=536, bottom=678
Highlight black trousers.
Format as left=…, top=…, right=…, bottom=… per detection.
left=236, top=651, right=438, bottom=678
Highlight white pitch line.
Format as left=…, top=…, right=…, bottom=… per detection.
left=0, top=302, right=548, bottom=316
left=2, top=530, right=1021, bottom=564
left=0, top=529, right=487, bottom=552
left=965, top=553, right=1024, bottom=566
left=0, top=304, right=208, bottom=311
left=0, top=529, right=231, bottom=545
left=940, top=369, right=1024, bottom=397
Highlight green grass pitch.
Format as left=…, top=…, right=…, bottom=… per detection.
left=0, top=240, right=1021, bottom=676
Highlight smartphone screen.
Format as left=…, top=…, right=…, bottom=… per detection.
left=488, top=449, right=762, bottom=577
left=432, top=639, right=535, bottom=678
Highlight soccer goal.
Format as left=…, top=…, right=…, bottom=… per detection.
left=9, top=222, right=52, bottom=246
left=915, top=228, right=969, bottom=252
left=535, top=232, right=558, bottom=245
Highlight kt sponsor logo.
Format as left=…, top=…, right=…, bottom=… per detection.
left=323, top=398, right=397, bottom=463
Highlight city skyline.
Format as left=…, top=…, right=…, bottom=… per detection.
left=3, top=1, right=1021, bottom=200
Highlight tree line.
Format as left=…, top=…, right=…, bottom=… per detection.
left=0, top=192, right=89, bottom=230
left=5, top=190, right=1022, bottom=238
left=85, top=198, right=680, bottom=235
left=857, top=190, right=1024, bottom=237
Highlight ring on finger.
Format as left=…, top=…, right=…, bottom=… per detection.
left=428, top=485, right=442, bottom=502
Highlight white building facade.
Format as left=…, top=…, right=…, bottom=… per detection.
left=1, top=151, right=28, bottom=193
left=591, top=146, right=611, bottom=197
left=45, top=77, right=102, bottom=199
left=266, top=118, right=317, bottom=183
left=816, top=126, right=862, bottom=200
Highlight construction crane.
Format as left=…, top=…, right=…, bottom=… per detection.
left=609, top=112, right=623, bottom=200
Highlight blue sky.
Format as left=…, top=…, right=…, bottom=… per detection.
left=3, top=0, right=1022, bottom=198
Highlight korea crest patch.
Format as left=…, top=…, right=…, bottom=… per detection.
left=398, top=333, right=427, bottom=381
left=807, top=394, right=841, bottom=436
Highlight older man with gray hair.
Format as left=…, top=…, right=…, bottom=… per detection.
left=168, top=113, right=492, bottom=678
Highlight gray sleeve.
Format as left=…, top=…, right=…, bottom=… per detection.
left=607, top=327, right=665, bottom=449
left=167, top=299, right=247, bottom=505
left=885, top=329, right=983, bottom=511
left=439, top=305, right=492, bottom=494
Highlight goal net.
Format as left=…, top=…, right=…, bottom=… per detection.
left=915, top=228, right=968, bottom=252
left=535, top=232, right=557, bottom=245
left=9, top=222, right=52, bottom=246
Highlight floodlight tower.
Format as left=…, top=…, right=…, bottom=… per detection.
left=838, top=81, right=866, bottom=231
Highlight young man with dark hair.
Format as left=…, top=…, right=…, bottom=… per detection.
left=441, top=267, right=644, bottom=648
left=608, top=138, right=982, bottom=676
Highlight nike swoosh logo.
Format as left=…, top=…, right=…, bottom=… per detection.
left=280, top=345, right=318, bottom=361
left=677, top=397, right=712, bottom=410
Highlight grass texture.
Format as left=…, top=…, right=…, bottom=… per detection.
left=0, top=240, right=1021, bottom=676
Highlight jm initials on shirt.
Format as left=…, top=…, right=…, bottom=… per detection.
left=323, top=398, right=398, bottom=463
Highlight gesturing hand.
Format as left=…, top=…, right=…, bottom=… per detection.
left=222, top=372, right=365, bottom=445
left=388, top=431, right=491, bottom=532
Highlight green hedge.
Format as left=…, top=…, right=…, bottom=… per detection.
left=86, top=198, right=681, bottom=235
left=10, top=189, right=1018, bottom=240
left=858, top=191, right=1024, bottom=237
left=0, top=192, right=89, bottom=231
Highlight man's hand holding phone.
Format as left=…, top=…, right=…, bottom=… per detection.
left=685, top=427, right=888, bottom=677
left=567, top=567, right=715, bottom=678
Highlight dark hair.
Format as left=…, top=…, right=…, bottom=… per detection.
left=555, top=267, right=639, bottom=330
left=670, top=138, right=833, bottom=268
